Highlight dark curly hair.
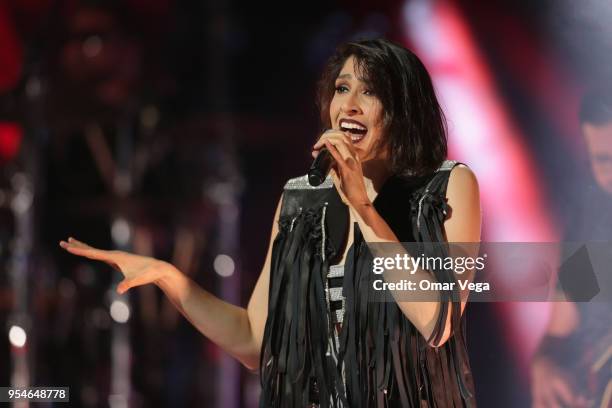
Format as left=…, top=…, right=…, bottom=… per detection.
left=316, top=38, right=448, bottom=177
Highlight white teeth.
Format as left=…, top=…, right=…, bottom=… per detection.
left=340, top=121, right=367, bottom=131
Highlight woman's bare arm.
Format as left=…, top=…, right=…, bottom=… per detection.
left=351, top=165, right=481, bottom=346
left=60, top=195, right=282, bottom=370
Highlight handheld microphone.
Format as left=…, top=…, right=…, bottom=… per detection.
left=308, top=148, right=332, bottom=186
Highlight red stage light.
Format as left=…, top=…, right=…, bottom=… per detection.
left=0, top=122, right=23, bottom=164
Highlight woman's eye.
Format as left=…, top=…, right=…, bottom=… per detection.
left=363, top=89, right=375, bottom=96
left=335, top=85, right=348, bottom=93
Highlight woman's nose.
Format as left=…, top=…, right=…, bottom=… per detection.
left=341, top=92, right=362, bottom=114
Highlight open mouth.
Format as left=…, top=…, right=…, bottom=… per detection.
left=339, top=119, right=367, bottom=144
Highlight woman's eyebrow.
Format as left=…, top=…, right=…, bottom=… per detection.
left=336, top=73, right=352, bottom=80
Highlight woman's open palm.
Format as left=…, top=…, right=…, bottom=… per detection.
left=59, top=237, right=168, bottom=294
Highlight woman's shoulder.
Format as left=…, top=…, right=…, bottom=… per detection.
left=405, top=160, right=477, bottom=209
left=435, top=159, right=474, bottom=175
left=431, top=160, right=477, bottom=191
left=436, top=159, right=460, bottom=172
left=446, top=162, right=478, bottom=191
left=411, top=160, right=474, bottom=194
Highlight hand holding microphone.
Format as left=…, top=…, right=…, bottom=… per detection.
left=309, top=129, right=347, bottom=186
left=308, top=129, right=371, bottom=210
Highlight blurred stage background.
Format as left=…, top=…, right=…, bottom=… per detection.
left=0, top=0, right=610, bottom=406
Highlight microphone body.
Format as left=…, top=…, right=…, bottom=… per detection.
left=308, top=148, right=332, bottom=186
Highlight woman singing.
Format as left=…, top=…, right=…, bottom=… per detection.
left=60, top=38, right=481, bottom=407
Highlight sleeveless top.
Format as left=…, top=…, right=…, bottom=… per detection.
left=259, top=160, right=477, bottom=408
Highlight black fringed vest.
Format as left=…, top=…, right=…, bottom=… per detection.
left=260, top=160, right=476, bottom=407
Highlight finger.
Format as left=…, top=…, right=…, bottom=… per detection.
left=117, top=271, right=162, bottom=294
left=317, top=134, right=344, bottom=151
left=61, top=241, right=124, bottom=271
left=324, top=137, right=355, bottom=165
left=314, top=135, right=332, bottom=150
left=60, top=242, right=114, bottom=262
left=324, top=140, right=347, bottom=171
left=534, top=376, right=562, bottom=408
left=551, top=379, right=576, bottom=407
left=313, top=130, right=346, bottom=150
left=117, top=279, right=133, bottom=295
left=333, top=137, right=356, bottom=162
left=312, top=138, right=336, bottom=157
left=340, top=132, right=359, bottom=157
left=67, top=237, right=94, bottom=249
